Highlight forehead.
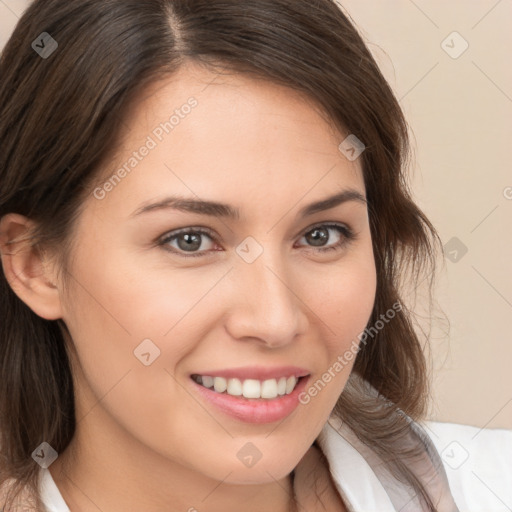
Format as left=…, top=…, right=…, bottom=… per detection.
left=87, top=61, right=365, bottom=220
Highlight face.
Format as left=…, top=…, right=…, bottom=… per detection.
left=56, top=61, right=377, bottom=485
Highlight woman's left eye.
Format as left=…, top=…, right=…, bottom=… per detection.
left=297, top=223, right=356, bottom=253
left=157, top=223, right=356, bottom=258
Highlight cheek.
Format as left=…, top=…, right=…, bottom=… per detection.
left=299, top=248, right=377, bottom=410
left=312, top=243, right=377, bottom=347
left=60, top=251, right=203, bottom=461
left=61, top=241, right=231, bottom=425
left=328, top=265, right=377, bottom=345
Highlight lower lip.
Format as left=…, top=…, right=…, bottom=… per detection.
left=190, top=375, right=310, bottom=424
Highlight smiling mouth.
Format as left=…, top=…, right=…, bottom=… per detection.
left=191, top=374, right=307, bottom=400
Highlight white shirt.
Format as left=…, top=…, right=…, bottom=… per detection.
left=39, top=417, right=512, bottom=512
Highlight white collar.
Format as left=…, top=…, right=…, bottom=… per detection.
left=315, top=417, right=396, bottom=511
left=39, top=466, right=70, bottom=512
left=316, top=415, right=460, bottom=512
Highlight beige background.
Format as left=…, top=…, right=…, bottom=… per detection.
left=1, top=0, right=511, bottom=429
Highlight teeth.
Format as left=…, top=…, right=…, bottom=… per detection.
left=261, top=379, right=278, bottom=399
left=277, top=376, right=287, bottom=395
left=202, top=375, right=214, bottom=388
left=213, top=377, right=227, bottom=393
left=227, top=378, right=242, bottom=396
left=193, top=374, right=300, bottom=399
left=242, top=379, right=260, bottom=398
left=285, top=376, right=296, bottom=394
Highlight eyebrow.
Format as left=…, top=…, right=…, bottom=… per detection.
left=130, top=188, right=367, bottom=221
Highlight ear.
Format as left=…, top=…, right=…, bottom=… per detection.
left=0, top=213, right=63, bottom=320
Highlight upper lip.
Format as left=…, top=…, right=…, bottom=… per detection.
left=190, top=365, right=310, bottom=381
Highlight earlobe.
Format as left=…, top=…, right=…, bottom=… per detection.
left=0, top=213, right=63, bottom=320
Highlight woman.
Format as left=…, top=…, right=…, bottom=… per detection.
left=0, top=0, right=460, bottom=510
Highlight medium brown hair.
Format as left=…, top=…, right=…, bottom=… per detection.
left=0, top=0, right=444, bottom=509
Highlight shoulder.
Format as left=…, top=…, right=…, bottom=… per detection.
left=422, top=420, right=512, bottom=512
left=317, top=415, right=461, bottom=511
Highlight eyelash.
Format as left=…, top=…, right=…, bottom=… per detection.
left=157, top=223, right=357, bottom=259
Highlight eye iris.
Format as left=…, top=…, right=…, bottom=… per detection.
left=306, top=227, right=329, bottom=247
left=178, top=232, right=202, bottom=251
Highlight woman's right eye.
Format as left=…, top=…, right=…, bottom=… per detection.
left=158, top=228, right=218, bottom=258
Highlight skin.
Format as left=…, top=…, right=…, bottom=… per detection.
left=0, top=61, right=376, bottom=511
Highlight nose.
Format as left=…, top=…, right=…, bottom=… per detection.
left=224, top=247, right=308, bottom=348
